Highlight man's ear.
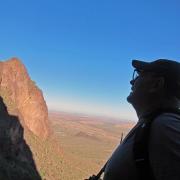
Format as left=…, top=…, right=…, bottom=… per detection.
left=149, top=77, right=165, bottom=93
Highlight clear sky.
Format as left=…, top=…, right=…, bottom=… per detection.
left=0, top=0, right=180, bottom=121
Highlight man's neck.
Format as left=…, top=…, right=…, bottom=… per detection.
left=135, top=98, right=180, bottom=120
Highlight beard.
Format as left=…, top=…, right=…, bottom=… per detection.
left=127, top=89, right=147, bottom=107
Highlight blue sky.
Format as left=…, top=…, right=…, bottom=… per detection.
left=0, top=0, right=180, bottom=120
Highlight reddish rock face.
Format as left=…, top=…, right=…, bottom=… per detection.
left=0, top=57, right=50, bottom=139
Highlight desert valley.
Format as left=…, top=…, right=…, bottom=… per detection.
left=48, top=111, right=134, bottom=179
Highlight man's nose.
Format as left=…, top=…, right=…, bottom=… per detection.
left=130, top=79, right=135, bottom=85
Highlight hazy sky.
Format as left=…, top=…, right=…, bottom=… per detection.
left=0, top=0, right=180, bottom=121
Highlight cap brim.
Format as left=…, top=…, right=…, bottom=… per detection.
left=132, top=60, right=151, bottom=71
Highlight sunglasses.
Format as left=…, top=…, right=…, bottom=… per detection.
left=132, top=69, right=140, bottom=81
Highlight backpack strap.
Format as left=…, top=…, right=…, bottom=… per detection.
left=133, top=108, right=180, bottom=180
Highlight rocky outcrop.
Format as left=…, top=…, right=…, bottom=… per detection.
left=0, top=96, right=42, bottom=180
left=0, top=57, right=50, bottom=139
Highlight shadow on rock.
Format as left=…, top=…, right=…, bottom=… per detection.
left=0, top=96, right=42, bottom=180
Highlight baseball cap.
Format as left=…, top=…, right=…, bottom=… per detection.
left=132, top=59, right=180, bottom=75
left=132, top=59, right=180, bottom=98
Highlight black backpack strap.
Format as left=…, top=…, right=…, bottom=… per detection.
left=133, top=108, right=180, bottom=180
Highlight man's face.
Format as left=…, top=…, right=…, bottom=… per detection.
left=127, top=70, right=157, bottom=106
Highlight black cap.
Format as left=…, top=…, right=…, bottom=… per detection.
left=132, top=59, right=180, bottom=75
left=132, top=59, right=180, bottom=98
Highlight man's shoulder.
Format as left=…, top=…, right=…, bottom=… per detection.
left=152, top=112, right=180, bottom=128
left=149, top=112, right=180, bottom=142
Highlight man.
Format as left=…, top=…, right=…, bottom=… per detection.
left=103, top=59, right=180, bottom=180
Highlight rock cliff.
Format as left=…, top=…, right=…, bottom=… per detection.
left=0, top=57, right=50, bottom=139
left=0, top=96, right=42, bottom=180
